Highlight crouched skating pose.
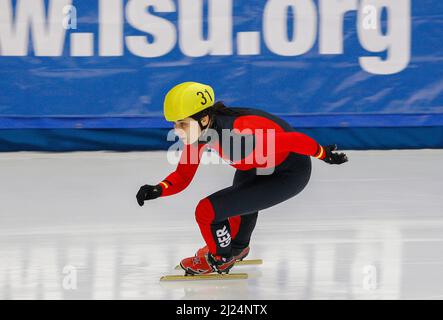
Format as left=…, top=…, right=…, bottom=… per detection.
left=136, top=82, right=348, bottom=275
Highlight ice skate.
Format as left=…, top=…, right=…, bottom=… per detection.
left=180, top=253, right=235, bottom=275
left=196, top=245, right=250, bottom=260
left=174, top=245, right=262, bottom=270
left=160, top=253, right=248, bottom=281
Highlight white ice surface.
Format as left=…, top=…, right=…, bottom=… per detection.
left=0, top=150, right=442, bottom=300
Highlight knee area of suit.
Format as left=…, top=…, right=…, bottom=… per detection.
left=195, top=198, right=215, bottom=224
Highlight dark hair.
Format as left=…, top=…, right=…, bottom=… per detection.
left=210, top=101, right=247, bottom=117
left=190, top=101, right=247, bottom=129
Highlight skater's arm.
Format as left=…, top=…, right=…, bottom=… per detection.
left=233, top=116, right=348, bottom=164
left=157, top=142, right=205, bottom=197
left=272, top=131, right=324, bottom=158
left=268, top=132, right=348, bottom=164
left=233, top=116, right=323, bottom=157
left=255, top=130, right=348, bottom=164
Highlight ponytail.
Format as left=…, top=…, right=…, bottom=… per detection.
left=209, top=101, right=247, bottom=117
left=190, top=101, right=247, bottom=130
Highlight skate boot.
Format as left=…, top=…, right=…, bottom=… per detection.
left=195, top=245, right=209, bottom=257
left=232, top=246, right=250, bottom=261
left=180, top=253, right=236, bottom=275
left=195, top=245, right=250, bottom=261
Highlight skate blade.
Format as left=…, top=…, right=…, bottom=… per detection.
left=174, top=259, right=262, bottom=270
left=160, top=273, right=248, bottom=282
left=235, top=259, right=263, bottom=266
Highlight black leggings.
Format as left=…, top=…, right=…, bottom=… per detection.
left=200, top=152, right=312, bottom=257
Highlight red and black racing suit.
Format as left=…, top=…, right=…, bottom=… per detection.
left=157, top=107, right=323, bottom=258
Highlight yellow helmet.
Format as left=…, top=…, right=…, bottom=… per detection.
left=164, top=82, right=215, bottom=122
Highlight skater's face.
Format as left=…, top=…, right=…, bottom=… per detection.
left=174, top=115, right=209, bottom=145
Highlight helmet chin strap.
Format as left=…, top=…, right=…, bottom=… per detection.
left=197, top=119, right=205, bottom=131
left=198, top=113, right=213, bottom=130
left=198, top=116, right=213, bottom=142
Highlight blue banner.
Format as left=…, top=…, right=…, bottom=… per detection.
left=0, top=0, right=442, bottom=150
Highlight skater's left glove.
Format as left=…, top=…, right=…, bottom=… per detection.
left=136, top=184, right=162, bottom=206
left=315, top=144, right=348, bottom=165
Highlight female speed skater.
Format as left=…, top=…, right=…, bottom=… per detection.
left=136, top=82, right=348, bottom=275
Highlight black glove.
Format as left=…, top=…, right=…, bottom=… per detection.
left=136, top=184, right=162, bottom=206
left=322, top=144, right=348, bottom=165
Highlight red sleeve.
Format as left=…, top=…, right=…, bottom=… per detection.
left=233, top=115, right=326, bottom=159
left=272, top=131, right=325, bottom=158
left=157, top=142, right=206, bottom=197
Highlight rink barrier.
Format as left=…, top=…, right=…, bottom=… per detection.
left=1, top=113, right=443, bottom=129
left=1, top=126, right=442, bottom=152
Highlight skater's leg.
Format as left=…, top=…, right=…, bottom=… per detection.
left=194, top=168, right=258, bottom=258
left=203, top=168, right=257, bottom=254
left=230, top=169, right=258, bottom=255
left=195, top=155, right=312, bottom=258
left=231, top=212, right=258, bottom=255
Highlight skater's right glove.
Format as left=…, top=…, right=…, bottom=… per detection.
left=136, top=184, right=162, bottom=206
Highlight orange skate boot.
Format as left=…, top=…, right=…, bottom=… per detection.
left=195, top=245, right=250, bottom=261
left=180, top=253, right=236, bottom=275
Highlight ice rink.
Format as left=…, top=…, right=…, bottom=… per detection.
left=1, top=149, right=442, bottom=300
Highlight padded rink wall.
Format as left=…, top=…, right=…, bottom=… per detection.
left=0, top=0, right=442, bottom=151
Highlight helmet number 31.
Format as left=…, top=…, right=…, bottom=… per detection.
left=197, top=89, right=213, bottom=105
